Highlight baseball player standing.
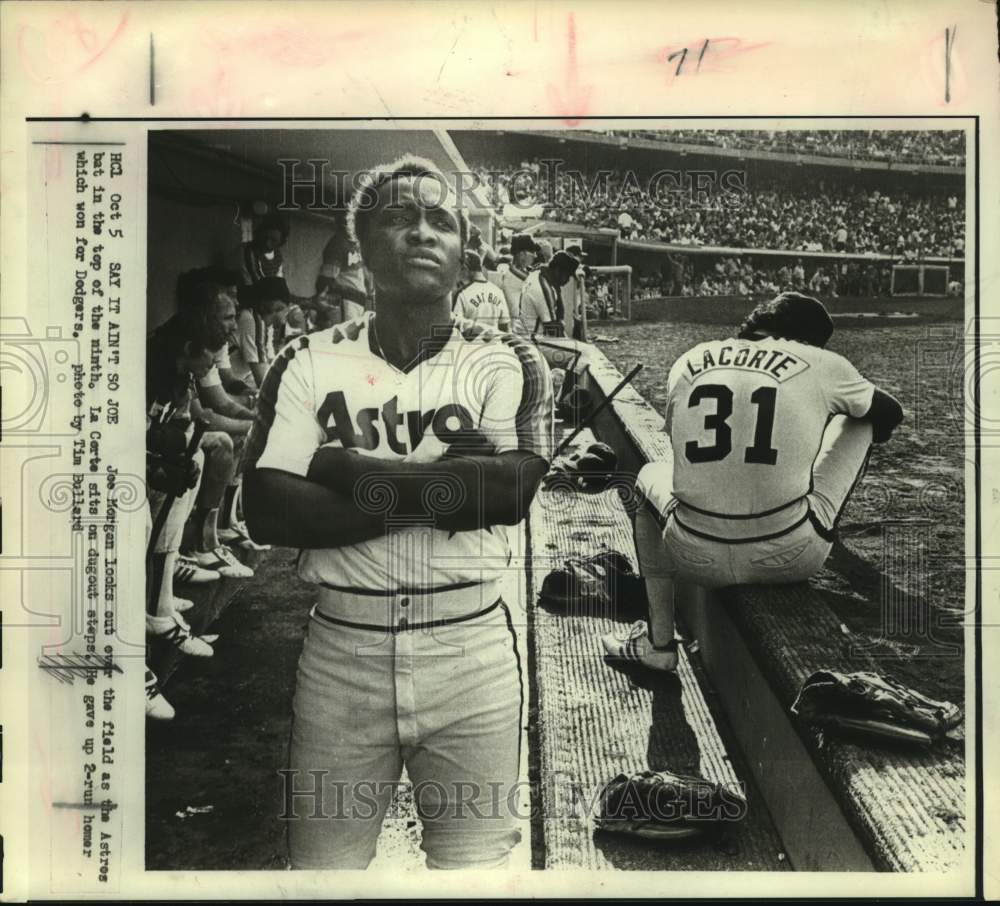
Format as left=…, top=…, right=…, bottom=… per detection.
left=243, top=156, right=553, bottom=869
left=603, top=293, right=903, bottom=670
left=452, top=249, right=510, bottom=330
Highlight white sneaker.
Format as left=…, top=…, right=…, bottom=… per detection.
left=601, top=620, right=679, bottom=672
left=172, top=597, right=195, bottom=613
left=190, top=546, right=255, bottom=579
left=147, top=613, right=215, bottom=657
left=218, top=518, right=271, bottom=552
left=174, top=556, right=221, bottom=585
left=145, top=668, right=176, bottom=720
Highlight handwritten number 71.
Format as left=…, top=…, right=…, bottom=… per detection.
left=667, top=39, right=710, bottom=76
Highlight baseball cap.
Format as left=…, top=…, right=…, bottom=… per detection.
left=550, top=250, right=581, bottom=273
left=565, top=243, right=587, bottom=259
left=510, top=234, right=540, bottom=255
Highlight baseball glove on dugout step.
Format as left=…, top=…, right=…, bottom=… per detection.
left=542, top=441, right=619, bottom=493
left=594, top=769, right=747, bottom=841
left=790, top=670, right=962, bottom=746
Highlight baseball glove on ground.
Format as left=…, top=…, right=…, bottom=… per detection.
left=594, top=769, right=747, bottom=841
left=543, top=441, right=619, bottom=493
left=539, top=550, right=645, bottom=620
left=790, top=670, right=962, bottom=746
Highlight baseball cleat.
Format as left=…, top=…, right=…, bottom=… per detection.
left=145, top=668, right=176, bottom=721
left=218, top=518, right=271, bottom=552
left=172, top=597, right=195, bottom=613
left=189, top=546, right=255, bottom=579
left=147, top=614, right=215, bottom=657
left=601, top=620, right=679, bottom=673
left=174, top=556, right=221, bottom=585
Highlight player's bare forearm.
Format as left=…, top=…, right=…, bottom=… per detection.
left=249, top=363, right=267, bottom=388
left=242, top=467, right=392, bottom=548
left=199, top=385, right=255, bottom=424
left=307, top=447, right=549, bottom=531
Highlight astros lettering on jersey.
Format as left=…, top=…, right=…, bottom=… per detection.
left=665, top=336, right=876, bottom=542
left=245, top=312, right=553, bottom=591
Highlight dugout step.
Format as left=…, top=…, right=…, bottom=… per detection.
left=703, top=582, right=966, bottom=872
left=527, top=428, right=788, bottom=870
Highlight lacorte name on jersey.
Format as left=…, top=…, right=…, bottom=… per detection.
left=682, top=343, right=811, bottom=383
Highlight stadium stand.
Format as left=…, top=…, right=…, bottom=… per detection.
left=608, top=130, right=966, bottom=168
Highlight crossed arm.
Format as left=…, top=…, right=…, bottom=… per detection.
left=243, top=448, right=549, bottom=550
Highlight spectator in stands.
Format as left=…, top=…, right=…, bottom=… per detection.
left=480, top=156, right=964, bottom=258
left=607, top=128, right=965, bottom=167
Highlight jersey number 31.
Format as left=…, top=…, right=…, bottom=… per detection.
left=685, top=383, right=778, bottom=465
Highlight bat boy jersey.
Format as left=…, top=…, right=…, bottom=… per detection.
left=664, top=336, right=876, bottom=541
left=246, top=312, right=553, bottom=591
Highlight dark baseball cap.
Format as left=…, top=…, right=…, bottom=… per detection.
left=565, top=243, right=587, bottom=258
left=550, top=250, right=581, bottom=273
left=510, top=234, right=540, bottom=255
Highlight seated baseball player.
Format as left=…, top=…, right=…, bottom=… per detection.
left=243, top=156, right=553, bottom=869
left=232, top=276, right=290, bottom=390
left=603, top=292, right=903, bottom=671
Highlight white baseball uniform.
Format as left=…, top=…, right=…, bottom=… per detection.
left=246, top=312, right=553, bottom=868
left=638, top=336, right=876, bottom=587
left=452, top=277, right=509, bottom=329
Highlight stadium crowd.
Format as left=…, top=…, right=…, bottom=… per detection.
left=608, top=129, right=966, bottom=167
left=621, top=255, right=892, bottom=302
left=473, top=160, right=964, bottom=259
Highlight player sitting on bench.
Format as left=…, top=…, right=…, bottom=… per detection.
left=603, top=292, right=904, bottom=671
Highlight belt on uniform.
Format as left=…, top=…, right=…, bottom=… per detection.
left=312, top=580, right=503, bottom=633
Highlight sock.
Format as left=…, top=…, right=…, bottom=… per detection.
left=148, top=552, right=168, bottom=617
left=192, top=506, right=221, bottom=552
left=220, top=484, right=239, bottom=530
left=645, top=576, right=676, bottom=649
left=155, top=552, right=179, bottom=618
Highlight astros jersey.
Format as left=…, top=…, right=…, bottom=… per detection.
left=665, top=336, right=875, bottom=540
left=245, top=312, right=554, bottom=592
left=453, top=278, right=508, bottom=328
